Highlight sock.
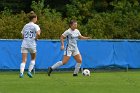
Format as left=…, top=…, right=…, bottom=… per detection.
left=51, top=61, right=63, bottom=70
left=74, top=63, right=81, bottom=74
left=28, top=60, right=35, bottom=72
left=20, top=62, right=25, bottom=74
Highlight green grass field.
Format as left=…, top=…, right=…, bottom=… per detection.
left=0, top=71, right=140, bottom=93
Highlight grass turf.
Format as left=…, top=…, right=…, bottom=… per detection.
left=0, top=71, right=140, bottom=93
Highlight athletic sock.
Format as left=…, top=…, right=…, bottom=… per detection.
left=74, top=63, right=81, bottom=74
left=51, top=61, right=63, bottom=70
left=20, top=62, right=25, bottom=74
left=28, top=60, right=35, bottom=72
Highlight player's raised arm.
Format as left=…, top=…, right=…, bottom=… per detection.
left=79, top=35, right=91, bottom=39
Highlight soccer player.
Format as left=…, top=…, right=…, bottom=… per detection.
left=19, top=11, right=41, bottom=78
left=48, top=20, right=90, bottom=76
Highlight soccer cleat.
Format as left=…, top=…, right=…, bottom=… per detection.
left=27, top=71, right=33, bottom=78
left=48, top=67, right=53, bottom=76
left=19, top=73, right=24, bottom=78
left=73, top=74, right=78, bottom=76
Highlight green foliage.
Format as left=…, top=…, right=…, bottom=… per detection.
left=0, top=0, right=67, bottom=39
left=0, top=0, right=140, bottom=39
left=0, top=8, right=27, bottom=39
left=65, top=0, right=94, bottom=24
left=79, top=0, right=140, bottom=39
left=31, top=0, right=67, bottom=39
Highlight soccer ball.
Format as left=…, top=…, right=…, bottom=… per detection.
left=82, top=69, right=90, bottom=76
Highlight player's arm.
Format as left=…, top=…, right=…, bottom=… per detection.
left=77, top=30, right=90, bottom=39
left=35, top=25, right=41, bottom=40
left=21, top=28, right=24, bottom=38
left=79, top=35, right=91, bottom=39
left=60, top=35, right=66, bottom=50
left=36, top=30, right=41, bottom=36
left=60, top=30, right=68, bottom=50
left=35, top=30, right=41, bottom=41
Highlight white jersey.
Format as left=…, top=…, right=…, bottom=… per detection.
left=21, top=22, right=40, bottom=48
left=62, top=28, right=81, bottom=51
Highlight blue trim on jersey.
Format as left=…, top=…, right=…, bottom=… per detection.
left=66, top=36, right=69, bottom=56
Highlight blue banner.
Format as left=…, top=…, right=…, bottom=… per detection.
left=0, top=39, right=140, bottom=69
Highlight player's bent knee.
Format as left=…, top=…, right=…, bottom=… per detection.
left=62, top=62, right=66, bottom=65
left=77, top=60, right=82, bottom=63
left=62, top=61, right=67, bottom=65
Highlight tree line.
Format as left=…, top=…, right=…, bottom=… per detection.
left=0, top=0, right=140, bottom=39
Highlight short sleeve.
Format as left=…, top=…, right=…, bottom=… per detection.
left=21, top=26, right=25, bottom=34
left=21, top=30, right=23, bottom=34
left=62, top=30, right=69, bottom=37
left=77, top=30, right=81, bottom=36
left=34, top=24, right=40, bottom=32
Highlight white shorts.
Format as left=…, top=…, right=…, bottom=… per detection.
left=64, top=49, right=80, bottom=56
left=21, top=47, right=36, bottom=53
